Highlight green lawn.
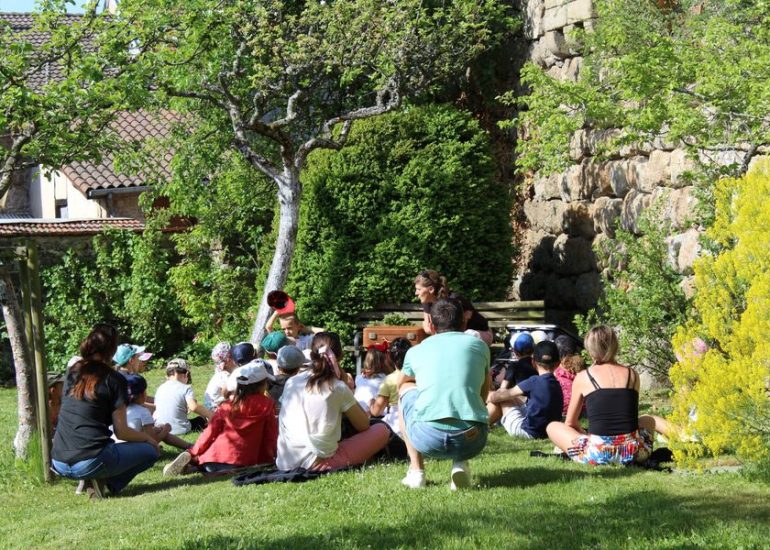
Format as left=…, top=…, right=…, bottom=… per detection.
left=1, top=365, right=769, bottom=549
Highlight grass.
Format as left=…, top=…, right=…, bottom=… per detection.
left=1, top=365, right=769, bottom=549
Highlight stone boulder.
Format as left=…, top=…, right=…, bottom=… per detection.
left=523, top=198, right=567, bottom=235
left=575, top=271, right=601, bottom=310
left=592, top=196, right=622, bottom=236
left=669, top=149, right=697, bottom=188
left=553, top=233, right=595, bottom=275
left=533, top=173, right=563, bottom=200
left=563, top=201, right=595, bottom=238
left=620, top=188, right=652, bottom=234
left=523, top=0, right=545, bottom=40
left=639, top=149, right=671, bottom=192
left=666, top=228, right=701, bottom=275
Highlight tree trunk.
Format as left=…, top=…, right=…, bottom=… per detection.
left=250, top=170, right=302, bottom=345
left=0, top=271, right=36, bottom=459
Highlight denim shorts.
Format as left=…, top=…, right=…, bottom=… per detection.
left=400, top=389, right=488, bottom=461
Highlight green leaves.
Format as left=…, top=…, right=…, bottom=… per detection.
left=289, top=104, right=513, bottom=332
left=514, top=0, right=770, bottom=178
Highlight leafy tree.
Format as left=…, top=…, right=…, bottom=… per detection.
left=670, top=161, right=770, bottom=466
left=163, top=123, right=276, bottom=343
left=576, top=207, right=691, bottom=382
left=510, top=0, right=770, bottom=178
left=0, top=1, right=152, bottom=197
left=288, top=104, right=513, bottom=334
left=121, top=0, right=511, bottom=344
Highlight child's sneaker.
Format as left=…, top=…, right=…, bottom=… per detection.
left=163, top=451, right=192, bottom=477
left=400, top=469, right=426, bottom=489
left=75, top=480, right=88, bottom=495
left=450, top=460, right=471, bottom=490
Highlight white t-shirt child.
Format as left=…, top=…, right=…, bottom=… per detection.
left=204, top=370, right=229, bottom=410
left=276, top=370, right=357, bottom=470
left=154, top=379, right=195, bottom=434
left=126, top=403, right=154, bottom=432
left=353, top=373, right=386, bottom=412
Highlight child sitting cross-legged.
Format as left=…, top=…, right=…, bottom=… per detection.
left=163, top=361, right=278, bottom=476
left=121, top=374, right=191, bottom=450
left=486, top=340, right=564, bottom=440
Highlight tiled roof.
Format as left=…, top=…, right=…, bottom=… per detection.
left=0, top=218, right=144, bottom=237
left=0, top=13, right=88, bottom=88
left=62, top=110, right=179, bottom=194
left=0, top=216, right=192, bottom=238
left=1, top=14, right=176, bottom=193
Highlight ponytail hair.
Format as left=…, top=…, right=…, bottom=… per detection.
left=414, top=270, right=449, bottom=299
left=306, top=332, right=344, bottom=392
left=79, top=323, right=119, bottom=363
left=70, top=359, right=114, bottom=401
left=230, top=380, right=268, bottom=415
left=69, top=324, right=120, bottom=400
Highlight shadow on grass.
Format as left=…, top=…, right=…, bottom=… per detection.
left=176, top=487, right=770, bottom=549
left=476, top=464, right=636, bottom=488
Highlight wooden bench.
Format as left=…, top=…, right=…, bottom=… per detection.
left=351, top=300, right=546, bottom=372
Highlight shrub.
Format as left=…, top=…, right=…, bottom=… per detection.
left=287, top=104, right=513, bottom=331
left=670, top=161, right=770, bottom=466
left=42, top=228, right=186, bottom=369
left=576, top=207, right=691, bottom=383
left=159, top=123, right=276, bottom=345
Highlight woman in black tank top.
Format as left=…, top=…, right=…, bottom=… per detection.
left=546, top=326, right=669, bottom=466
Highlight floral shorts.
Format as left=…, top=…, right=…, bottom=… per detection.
left=568, top=429, right=653, bottom=466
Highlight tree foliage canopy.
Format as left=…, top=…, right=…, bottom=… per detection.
left=511, top=0, right=770, bottom=177
left=0, top=1, right=151, bottom=197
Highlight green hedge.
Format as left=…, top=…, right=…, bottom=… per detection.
left=287, top=104, right=513, bottom=333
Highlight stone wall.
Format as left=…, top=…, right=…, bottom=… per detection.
left=512, top=0, right=712, bottom=326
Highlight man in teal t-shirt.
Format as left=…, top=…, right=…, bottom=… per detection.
left=398, top=298, right=490, bottom=490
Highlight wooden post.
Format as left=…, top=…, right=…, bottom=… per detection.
left=25, top=240, right=52, bottom=482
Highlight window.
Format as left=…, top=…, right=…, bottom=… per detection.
left=55, top=199, right=68, bottom=219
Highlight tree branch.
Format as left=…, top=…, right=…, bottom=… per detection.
left=295, top=77, right=401, bottom=166
left=0, top=126, right=36, bottom=200
left=267, top=90, right=303, bottom=129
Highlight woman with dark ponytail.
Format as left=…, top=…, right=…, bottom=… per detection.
left=51, top=324, right=159, bottom=499
left=414, top=270, right=449, bottom=335
left=276, top=332, right=389, bottom=470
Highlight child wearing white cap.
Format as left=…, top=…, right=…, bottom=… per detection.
left=163, top=361, right=278, bottom=476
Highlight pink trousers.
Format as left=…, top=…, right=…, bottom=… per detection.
left=311, top=423, right=390, bottom=471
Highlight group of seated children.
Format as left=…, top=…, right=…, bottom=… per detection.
left=51, top=288, right=672, bottom=499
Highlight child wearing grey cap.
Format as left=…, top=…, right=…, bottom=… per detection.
left=268, top=345, right=308, bottom=410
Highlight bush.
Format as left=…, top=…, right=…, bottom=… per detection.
left=287, top=104, right=513, bottom=331
left=42, top=228, right=187, bottom=369
left=576, top=207, right=691, bottom=383
left=670, top=161, right=770, bottom=466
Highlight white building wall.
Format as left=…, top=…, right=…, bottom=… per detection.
left=32, top=167, right=107, bottom=219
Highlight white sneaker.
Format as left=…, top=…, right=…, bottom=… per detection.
left=450, top=460, right=471, bottom=490
left=401, top=469, right=426, bottom=489
left=163, top=451, right=192, bottom=477
left=75, top=480, right=88, bottom=495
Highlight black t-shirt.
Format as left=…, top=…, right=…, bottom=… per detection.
left=503, top=356, right=537, bottom=387
left=466, top=310, right=489, bottom=332
left=51, top=368, right=128, bottom=464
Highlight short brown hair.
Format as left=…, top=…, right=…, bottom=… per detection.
left=584, top=325, right=619, bottom=364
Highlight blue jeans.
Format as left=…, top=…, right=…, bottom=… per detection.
left=52, top=442, right=158, bottom=495
left=400, top=389, right=488, bottom=461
